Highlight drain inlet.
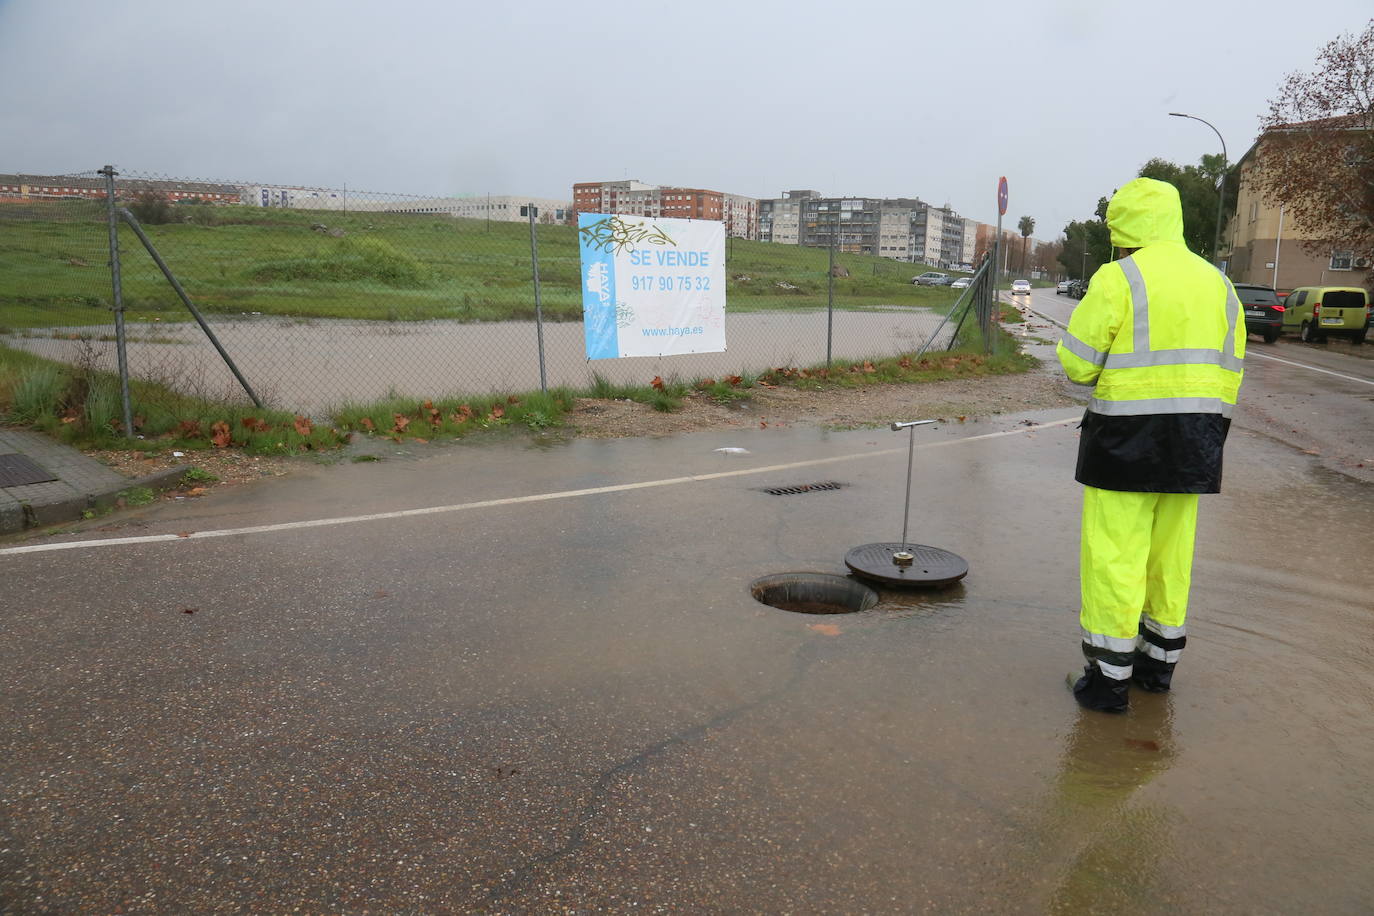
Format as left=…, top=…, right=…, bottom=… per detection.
left=760, top=481, right=846, bottom=496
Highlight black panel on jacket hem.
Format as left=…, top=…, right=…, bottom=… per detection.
left=1075, top=410, right=1230, bottom=493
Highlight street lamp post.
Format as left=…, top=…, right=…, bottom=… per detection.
left=1169, top=111, right=1228, bottom=267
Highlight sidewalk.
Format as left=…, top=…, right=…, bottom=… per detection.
left=0, top=428, right=184, bottom=534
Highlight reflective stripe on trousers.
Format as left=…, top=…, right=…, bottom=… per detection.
left=1079, top=487, right=1199, bottom=678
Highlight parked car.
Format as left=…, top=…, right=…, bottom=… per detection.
left=912, top=271, right=949, bottom=286
left=951, top=277, right=972, bottom=289
left=1234, top=283, right=1285, bottom=344
left=1010, top=279, right=1031, bottom=295
left=1283, top=286, right=1370, bottom=344
left=1056, top=279, right=1072, bottom=295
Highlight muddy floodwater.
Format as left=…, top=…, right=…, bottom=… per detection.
left=1, top=410, right=1370, bottom=911
left=3, top=307, right=954, bottom=411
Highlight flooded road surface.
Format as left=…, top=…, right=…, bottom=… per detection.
left=1, top=307, right=954, bottom=412
left=2, top=409, right=1371, bottom=911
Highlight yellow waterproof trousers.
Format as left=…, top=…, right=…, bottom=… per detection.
left=1079, top=486, right=1197, bottom=681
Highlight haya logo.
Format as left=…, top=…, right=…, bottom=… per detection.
left=585, top=261, right=611, bottom=305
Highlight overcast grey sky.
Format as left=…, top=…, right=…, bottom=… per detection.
left=1, top=0, right=1368, bottom=238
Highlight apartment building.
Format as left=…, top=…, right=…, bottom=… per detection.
left=572, top=179, right=757, bottom=238
left=0, top=173, right=240, bottom=204
left=910, top=203, right=968, bottom=268
left=758, top=190, right=818, bottom=245
left=1226, top=121, right=1373, bottom=289
left=758, top=191, right=970, bottom=266
left=242, top=185, right=570, bottom=222
left=961, top=218, right=978, bottom=267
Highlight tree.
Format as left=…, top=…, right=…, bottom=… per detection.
left=1255, top=19, right=1374, bottom=277
left=128, top=190, right=172, bottom=225
left=1059, top=197, right=1113, bottom=280
left=1034, top=238, right=1064, bottom=277
left=1017, top=215, right=1035, bottom=273
left=1137, top=156, right=1238, bottom=261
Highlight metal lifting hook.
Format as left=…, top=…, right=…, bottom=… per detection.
left=891, top=420, right=936, bottom=562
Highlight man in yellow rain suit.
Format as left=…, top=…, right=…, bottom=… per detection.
left=1057, top=177, right=1244, bottom=713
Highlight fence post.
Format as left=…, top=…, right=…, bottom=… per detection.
left=826, top=213, right=836, bottom=370
left=527, top=205, right=548, bottom=393
left=99, top=165, right=135, bottom=439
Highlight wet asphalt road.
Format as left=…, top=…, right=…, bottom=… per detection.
left=3, top=375, right=1373, bottom=910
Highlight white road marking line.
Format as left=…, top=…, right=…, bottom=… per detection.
left=0, top=418, right=1080, bottom=556
left=1246, top=351, right=1374, bottom=386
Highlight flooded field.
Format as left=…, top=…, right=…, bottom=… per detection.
left=2, top=307, right=956, bottom=412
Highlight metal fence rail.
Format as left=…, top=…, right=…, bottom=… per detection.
left=0, top=167, right=992, bottom=416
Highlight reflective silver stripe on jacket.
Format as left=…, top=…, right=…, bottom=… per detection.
left=1119, top=256, right=1151, bottom=351
left=1221, top=274, right=1240, bottom=361
left=1089, top=396, right=1234, bottom=417
left=1141, top=616, right=1186, bottom=640
left=1081, top=629, right=1137, bottom=653
left=1104, top=348, right=1244, bottom=372
left=1110, top=255, right=1241, bottom=370
left=1060, top=331, right=1107, bottom=366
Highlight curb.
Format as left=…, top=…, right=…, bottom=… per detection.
left=3, top=465, right=193, bottom=536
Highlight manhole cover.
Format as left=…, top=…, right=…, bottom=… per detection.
left=750, top=572, right=878, bottom=615
left=844, top=542, right=968, bottom=589
left=0, top=453, right=58, bottom=487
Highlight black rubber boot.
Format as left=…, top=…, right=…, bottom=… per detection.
left=1132, top=653, right=1176, bottom=693
left=1068, top=663, right=1130, bottom=713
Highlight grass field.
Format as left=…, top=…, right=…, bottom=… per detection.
left=0, top=200, right=962, bottom=328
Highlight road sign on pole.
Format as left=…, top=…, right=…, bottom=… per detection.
left=997, top=176, right=1008, bottom=216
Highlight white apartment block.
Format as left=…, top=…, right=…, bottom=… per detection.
left=878, top=206, right=916, bottom=261
left=241, top=185, right=570, bottom=223
left=722, top=193, right=759, bottom=240
left=962, top=219, right=978, bottom=266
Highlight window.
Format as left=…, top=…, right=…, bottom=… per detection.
left=1330, top=250, right=1353, bottom=270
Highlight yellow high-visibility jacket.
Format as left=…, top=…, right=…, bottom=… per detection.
left=1057, top=178, right=1244, bottom=493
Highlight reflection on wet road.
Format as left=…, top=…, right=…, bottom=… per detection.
left=1, top=408, right=1371, bottom=911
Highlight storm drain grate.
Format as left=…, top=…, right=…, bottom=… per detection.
left=0, top=453, right=59, bottom=487
left=760, top=481, right=846, bottom=496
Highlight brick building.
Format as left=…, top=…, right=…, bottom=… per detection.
left=571, top=179, right=757, bottom=239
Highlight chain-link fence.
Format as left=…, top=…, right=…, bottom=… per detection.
left=0, top=167, right=993, bottom=416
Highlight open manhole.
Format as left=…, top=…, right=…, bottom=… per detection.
left=750, top=572, right=878, bottom=615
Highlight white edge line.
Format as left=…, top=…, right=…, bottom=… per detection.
left=1, top=417, right=1081, bottom=557
left=1246, top=351, right=1374, bottom=386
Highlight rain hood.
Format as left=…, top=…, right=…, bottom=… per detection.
left=1106, top=178, right=1185, bottom=249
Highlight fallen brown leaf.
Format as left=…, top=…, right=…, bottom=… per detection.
left=807, top=623, right=842, bottom=636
